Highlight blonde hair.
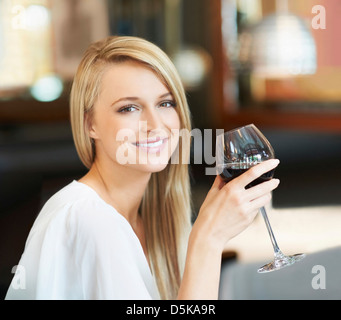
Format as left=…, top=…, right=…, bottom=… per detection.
left=70, top=36, right=192, bottom=299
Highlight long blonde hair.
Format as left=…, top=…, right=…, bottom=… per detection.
left=70, top=36, right=192, bottom=299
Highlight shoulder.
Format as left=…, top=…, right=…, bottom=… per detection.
left=34, top=181, right=99, bottom=223
left=29, top=181, right=124, bottom=243
left=42, top=180, right=98, bottom=211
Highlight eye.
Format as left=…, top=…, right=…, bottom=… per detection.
left=118, top=105, right=138, bottom=113
left=159, top=100, right=176, bottom=108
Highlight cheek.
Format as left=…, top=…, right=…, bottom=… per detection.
left=102, top=116, right=137, bottom=139
left=165, top=112, right=182, bottom=156
left=93, top=115, right=137, bottom=155
left=161, top=109, right=181, bottom=130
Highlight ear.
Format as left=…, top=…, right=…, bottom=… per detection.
left=85, top=112, right=99, bottom=140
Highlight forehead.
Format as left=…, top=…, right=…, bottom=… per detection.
left=99, top=60, right=170, bottom=97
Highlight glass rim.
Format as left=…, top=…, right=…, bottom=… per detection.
left=217, top=123, right=257, bottom=137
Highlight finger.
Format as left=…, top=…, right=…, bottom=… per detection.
left=248, top=193, right=273, bottom=211
left=236, top=159, right=280, bottom=188
left=245, top=178, right=280, bottom=201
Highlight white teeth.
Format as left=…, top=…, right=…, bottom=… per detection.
left=136, top=140, right=164, bottom=148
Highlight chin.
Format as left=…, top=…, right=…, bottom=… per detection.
left=127, top=149, right=173, bottom=172
left=117, top=143, right=177, bottom=173
left=135, top=161, right=169, bottom=173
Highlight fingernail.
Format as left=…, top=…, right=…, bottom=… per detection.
left=274, top=178, right=280, bottom=185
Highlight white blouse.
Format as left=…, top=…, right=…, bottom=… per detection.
left=5, top=181, right=160, bottom=300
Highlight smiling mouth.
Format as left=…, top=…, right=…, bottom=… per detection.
left=132, top=138, right=168, bottom=149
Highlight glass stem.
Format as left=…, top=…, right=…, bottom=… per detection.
left=260, top=206, right=282, bottom=255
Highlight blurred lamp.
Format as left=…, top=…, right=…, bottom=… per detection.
left=25, top=4, right=50, bottom=30
left=30, top=74, right=63, bottom=102
left=240, top=0, right=317, bottom=78
left=172, top=46, right=212, bottom=89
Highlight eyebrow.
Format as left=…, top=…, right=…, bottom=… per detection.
left=112, top=92, right=173, bottom=106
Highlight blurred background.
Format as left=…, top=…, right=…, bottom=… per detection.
left=1, top=0, right=341, bottom=299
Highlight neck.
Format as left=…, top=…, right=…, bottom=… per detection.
left=80, top=159, right=151, bottom=227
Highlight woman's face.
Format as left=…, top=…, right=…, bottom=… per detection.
left=88, top=60, right=181, bottom=173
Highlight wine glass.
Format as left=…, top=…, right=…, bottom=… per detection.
left=216, top=124, right=306, bottom=273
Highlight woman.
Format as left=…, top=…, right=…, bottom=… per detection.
left=6, top=36, right=279, bottom=300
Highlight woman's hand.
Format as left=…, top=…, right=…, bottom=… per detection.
left=178, top=159, right=280, bottom=299
left=192, top=159, right=280, bottom=252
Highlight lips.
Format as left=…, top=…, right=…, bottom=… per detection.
left=132, top=137, right=168, bottom=153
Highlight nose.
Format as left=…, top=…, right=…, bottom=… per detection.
left=141, top=107, right=162, bottom=133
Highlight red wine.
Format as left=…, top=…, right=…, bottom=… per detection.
left=219, top=163, right=275, bottom=189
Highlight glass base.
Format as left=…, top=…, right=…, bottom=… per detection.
left=257, top=252, right=306, bottom=273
